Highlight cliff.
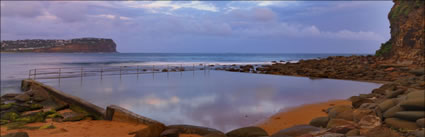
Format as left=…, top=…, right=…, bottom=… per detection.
left=1, top=38, right=117, bottom=53
left=376, top=0, right=424, bottom=66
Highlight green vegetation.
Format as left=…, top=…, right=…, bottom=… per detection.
left=5, top=122, right=40, bottom=130
left=1, top=112, right=20, bottom=121
left=376, top=41, right=392, bottom=57
left=391, top=1, right=412, bottom=20
left=0, top=103, right=15, bottom=110
left=40, top=124, right=56, bottom=129
left=0, top=120, right=9, bottom=125
left=30, top=104, right=43, bottom=110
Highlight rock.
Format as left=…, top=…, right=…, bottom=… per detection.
left=353, top=109, right=374, bottom=122
left=385, top=118, right=418, bottom=130
left=327, top=119, right=356, bottom=129
left=406, top=91, right=425, bottom=100
left=394, top=111, right=425, bottom=121
left=417, top=118, right=425, bottom=128
left=350, top=96, right=373, bottom=108
left=358, top=115, right=381, bottom=129
left=318, top=133, right=344, bottom=137
left=414, top=129, right=424, bottom=137
left=1, top=112, right=19, bottom=121
left=0, top=132, right=29, bottom=137
left=363, top=127, right=401, bottom=137
left=359, top=103, right=377, bottom=110
left=377, top=99, right=397, bottom=112
left=385, top=89, right=404, bottom=98
left=27, top=89, right=50, bottom=102
left=160, top=128, right=179, bottom=137
left=0, top=103, right=15, bottom=110
left=409, top=69, right=425, bottom=76
left=309, top=116, right=329, bottom=128
left=130, top=123, right=166, bottom=137
left=383, top=105, right=404, bottom=118
left=400, top=98, right=425, bottom=110
left=345, top=129, right=360, bottom=136
left=328, top=125, right=355, bottom=134
left=270, top=125, right=322, bottom=137
left=62, top=112, right=86, bottom=122
left=202, top=133, right=227, bottom=137
left=225, top=126, right=268, bottom=137
left=14, top=94, right=30, bottom=102
left=166, top=125, right=223, bottom=136
left=328, top=105, right=354, bottom=121
left=1, top=93, right=20, bottom=100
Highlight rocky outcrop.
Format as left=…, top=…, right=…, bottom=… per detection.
left=376, top=0, right=424, bottom=66
left=1, top=38, right=117, bottom=53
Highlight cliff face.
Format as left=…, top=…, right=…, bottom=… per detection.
left=376, top=0, right=424, bottom=66
left=1, top=38, right=117, bottom=53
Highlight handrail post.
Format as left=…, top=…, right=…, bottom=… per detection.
left=80, top=67, right=83, bottom=78
left=58, top=68, right=61, bottom=79
left=34, top=69, right=37, bottom=80
left=120, top=66, right=122, bottom=78
left=100, top=67, right=103, bottom=79
left=28, top=70, right=31, bottom=79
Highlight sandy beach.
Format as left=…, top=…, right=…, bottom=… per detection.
left=257, top=99, right=351, bottom=135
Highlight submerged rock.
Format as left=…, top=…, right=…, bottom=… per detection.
left=225, top=126, right=268, bottom=137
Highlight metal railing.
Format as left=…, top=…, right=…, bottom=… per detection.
left=28, top=64, right=219, bottom=80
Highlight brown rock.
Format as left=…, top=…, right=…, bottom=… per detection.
left=385, top=118, right=419, bottom=130
left=353, top=109, right=374, bottom=122
left=309, top=116, right=329, bottom=128
left=377, top=99, right=397, bottom=112
left=383, top=105, right=404, bottom=118
left=225, top=126, right=268, bottom=137
left=417, top=118, right=425, bottom=128
left=350, top=96, right=374, bottom=108
left=363, top=127, right=401, bottom=137
left=358, top=115, right=381, bottom=129
left=328, top=105, right=354, bottom=121
left=14, top=94, right=30, bottom=102
left=160, top=128, right=179, bottom=137
left=326, top=119, right=356, bottom=129
left=345, top=129, right=360, bottom=136
left=270, top=125, right=322, bottom=137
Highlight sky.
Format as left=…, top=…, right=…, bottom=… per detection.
left=1, top=1, right=394, bottom=53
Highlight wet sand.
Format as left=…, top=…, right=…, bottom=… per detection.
left=0, top=119, right=147, bottom=137
left=257, top=99, right=351, bottom=135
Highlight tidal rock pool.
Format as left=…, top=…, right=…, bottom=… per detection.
left=40, top=70, right=381, bottom=132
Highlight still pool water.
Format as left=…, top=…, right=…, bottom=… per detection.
left=39, top=70, right=381, bottom=132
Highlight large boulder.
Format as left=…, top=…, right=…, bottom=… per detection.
left=385, top=118, right=419, bottom=130
left=0, top=132, right=29, bottom=137
left=385, top=89, right=405, bottom=98
left=383, top=105, right=404, bottom=118
left=62, top=112, right=86, bottom=122
left=394, top=111, right=425, bottom=121
left=358, top=115, right=381, bottom=129
left=417, top=118, right=425, bottom=128
left=129, top=123, right=166, bottom=137
left=166, top=125, right=223, bottom=136
left=400, top=98, right=425, bottom=110
left=14, top=94, right=30, bottom=102
left=363, top=127, right=401, bottom=137
left=406, top=91, right=425, bottom=100
left=309, top=116, right=329, bottom=128
left=350, top=96, right=373, bottom=108
left=225, top=127, right=268, bottom=137
left=377, top=99, right=397, bottom=112
left=353, top=109, right=374, bottom=122
left=270, top=125, right=322, bottom=137
left=328, top=105, right=354, bottom=121
left=160, top=128, right=179, bottom=137
left=326, top=119, right=356, bottom=129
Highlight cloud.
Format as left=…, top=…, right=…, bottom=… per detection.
left=123, top=1, right=218, bottom=13
left=228, top=8, right=277, bottom=22
left=0, top=1, right=45, bottom=18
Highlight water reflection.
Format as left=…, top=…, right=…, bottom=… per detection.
left=40, top=71, right=381, bottom=132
